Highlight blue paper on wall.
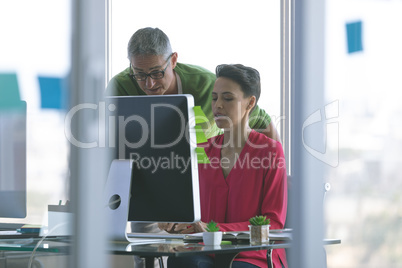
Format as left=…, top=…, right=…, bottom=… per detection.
left=346, top=21, right=363, bottom=53
left=0, top=73, right=22, bottom=110
left=38, top=76, right=67, bottom=110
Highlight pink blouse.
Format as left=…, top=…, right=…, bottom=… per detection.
left=198, top=130, right=288, bottom=268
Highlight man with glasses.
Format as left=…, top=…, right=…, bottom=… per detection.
left=105, top=27, right=280, bottom=141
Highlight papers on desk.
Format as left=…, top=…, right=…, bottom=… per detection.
left=183, top=229, right=292, bottom=243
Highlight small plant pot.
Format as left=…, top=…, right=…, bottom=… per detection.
left=203, top=231, right=223, bottom=246
left=249, top=225, right=270, bottom=245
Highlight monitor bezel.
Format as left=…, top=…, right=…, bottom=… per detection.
left=105, top=94, right=201, bottom=224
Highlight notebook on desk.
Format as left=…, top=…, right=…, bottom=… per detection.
left=0, top=224, right=42, bottom=239
left=0, top=230, right=40, bottom=239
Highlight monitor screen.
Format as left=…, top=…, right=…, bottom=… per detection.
left=0, top=101, right=27, bottom=218
left=105, top=95, right=200, bottom=223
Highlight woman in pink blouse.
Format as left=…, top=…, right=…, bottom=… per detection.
left=162, top=64, right=288, bottom=268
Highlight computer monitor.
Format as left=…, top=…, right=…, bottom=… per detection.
left=0, top=101, right=27, bottom=219
left=104, top=95, right=200, bottom=225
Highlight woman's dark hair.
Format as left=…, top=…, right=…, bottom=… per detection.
left=215, top=64, right=261, bottom=111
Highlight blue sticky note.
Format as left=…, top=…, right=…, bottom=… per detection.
left=0, top=73, right=22, bottom=110
left=346, top=21, right=363, bottom=53
left=38, top=76, right=67, bottom=110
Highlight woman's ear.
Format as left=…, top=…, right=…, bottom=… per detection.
left=247, top=96, right=256, bottom=110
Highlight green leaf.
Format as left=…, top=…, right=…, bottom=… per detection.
left=249, top=215, right=270, bottom=226
left=205, top=220, right=220, bottom=232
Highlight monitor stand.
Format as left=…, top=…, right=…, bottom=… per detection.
left=104, top=160, right=164, bottom=244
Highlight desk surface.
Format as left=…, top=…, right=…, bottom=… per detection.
left=110, top=238, right=340, bottom=256
left=0, top=237, right=341, bottom=254
left=0, top=237, right=341, bottom=268
left=0, top=237, right=70, bottom=253
left=109, top=239, right=340, bottom=268
left=110, top=239, right=288, bottom=256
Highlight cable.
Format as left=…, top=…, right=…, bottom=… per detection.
left=28, top=222, right=68, bottom=268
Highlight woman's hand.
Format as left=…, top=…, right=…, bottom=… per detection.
left=174, top=221, right=207, bottom=234
left=158, top=221, right=208, bottom=234
left=157, top=223, right=182, bottom=233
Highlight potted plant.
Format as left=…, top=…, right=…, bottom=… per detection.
left=202, top=220, right=223, bottom=246
left=248, top=215, right=270, bottom=245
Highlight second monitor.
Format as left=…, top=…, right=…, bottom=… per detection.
left=105, top=94, right=201, bottom=224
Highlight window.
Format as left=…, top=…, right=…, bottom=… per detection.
left=324, top=1, right=402, bottom=267
left=108, top=0, right=282, bottom=140
left=0, top=0, right=71, bottom=226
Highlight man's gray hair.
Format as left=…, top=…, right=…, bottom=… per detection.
left=127, top=27, right=172, bottom=59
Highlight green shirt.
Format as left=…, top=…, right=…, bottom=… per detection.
left=105, top=63, right=271, bottom=138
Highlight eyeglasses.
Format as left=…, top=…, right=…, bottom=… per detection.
left=130, top=54, right=173, bottom=81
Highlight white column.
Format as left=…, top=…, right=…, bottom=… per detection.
left=69, top=0, right=109, bottom=267
left=288, top=0, right=326, bottom=267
